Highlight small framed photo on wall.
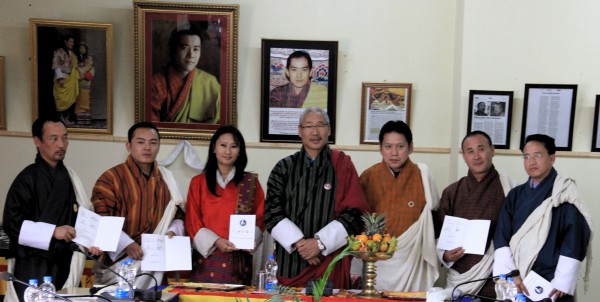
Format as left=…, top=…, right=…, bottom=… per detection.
left=521, top=84, right=577, bottom=151
left=591, top=96, right=600, bottom=152
left=467, top=90, right=513, bottom=149
left=260, top=39, right=338, bottom=143
left=360, top=83, right=412, bottom=144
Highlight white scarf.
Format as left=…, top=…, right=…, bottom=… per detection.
left=6, top=166, right=92, bottom=301
left=374, top=163, right=441, bottom=292
left=510, top=176, right=593, bottom=292
left=444, top=173, right=517, bottom=294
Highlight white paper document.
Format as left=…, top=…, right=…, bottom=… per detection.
left=141, top=234, right=192, bottom=271
left=73, top=207, right=124, bottom=252
left=523, top=270, right=553, bottom=301
left=436, top=215, right=490, bottom=255
left=229, top=214, right=256, bottom=250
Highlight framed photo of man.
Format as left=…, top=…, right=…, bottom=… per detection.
left=521, top=84, right=577, bottom=151
left=360, top=82, right=412, bottom=144
left=134, top=1, right=239, bottom=140
left=260, top=39, right=338, bottom=143
left=591, top=96, right=600, bottom=152
left=30, top=19, right=113, bottom=134
left=466, top=90, right=513, bottom=149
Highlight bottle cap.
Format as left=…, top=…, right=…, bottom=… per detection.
left=43, top=276, right=52, bottom=282
left=268, top=255, right=275, bottom=260
left=28, top=279, right=38, bottom=286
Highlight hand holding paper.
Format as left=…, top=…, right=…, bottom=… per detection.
left=436, top=215, right=490, bottom=255
left=73, top=207, right=124, bottom=252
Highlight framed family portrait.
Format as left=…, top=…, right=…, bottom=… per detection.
left=260, top=39, right=338, bottom=143
left=134, top=1, right=239, bottom=140
left=30, top=19, right=113, bottom=134
left=467, top=90, right=513, bottom=149
left=360, top=82, right=412, bottom=144
left=591, top=96, right=600, bottom=152
left=0, top=56, right=5, bottom=130
left=521, top=84, right=577, bottom=151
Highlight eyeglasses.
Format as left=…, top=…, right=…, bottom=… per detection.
left=522, top=153, right=545, bottom=161
left=300, top=124, right=329, bottom=131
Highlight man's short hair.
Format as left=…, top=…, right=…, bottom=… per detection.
left=298, top=107, right=330, bottom=126
left=127, top=122, right=160, bottom=142
left=461, top=130, right=493, bottom=151
left=168, top=25, right=202, bottom=60
left=379, top=120, right=412, bottom=145
left=32, top=116, right=65, bottom=140
left=286, top=51, right=313, bottom=70
left=522, top=134, right=556, bottom=155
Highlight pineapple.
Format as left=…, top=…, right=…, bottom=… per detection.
left=361, top=212, right=386, bottom=236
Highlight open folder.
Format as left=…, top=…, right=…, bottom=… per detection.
left=436, top=215, right=490, bottom=255
left=73, top=207, right=124, bottom=252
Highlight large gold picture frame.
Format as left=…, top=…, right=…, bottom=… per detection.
left=134, top=1, right=239, bottom=140
left=0, top=56, right=5, bottom=130
left=30, top=19, right=113, bottom=134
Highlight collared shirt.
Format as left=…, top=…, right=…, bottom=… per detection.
left=217, top=167, right=236, bottom=189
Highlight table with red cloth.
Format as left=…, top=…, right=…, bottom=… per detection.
left=166, top=285, right=427, bottom=301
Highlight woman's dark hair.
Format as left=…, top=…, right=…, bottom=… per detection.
left=77, top=42, right=89, bottom=63
left=204, top=125, right=248, bottom=196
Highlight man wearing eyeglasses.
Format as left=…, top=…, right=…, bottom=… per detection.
left=493, top=134, right=592, bottom=302
left=3, top=117, right=92, bottom=301
left=265, top=107, right=369, bottom=288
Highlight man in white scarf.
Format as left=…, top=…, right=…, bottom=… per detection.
left=493, top=134, right=592, bottom=302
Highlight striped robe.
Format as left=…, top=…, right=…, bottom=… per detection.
left=92, top=155, right=183, bottom=265
left=265, top=146, right=369, bottom=288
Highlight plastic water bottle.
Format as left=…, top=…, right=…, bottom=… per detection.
left=515, top=293, right=526, bottom=302
left=264, top=255, right=279, bottom=294
left=504, top=277, right=518, bottom=301
left=126, top=258, right=137, bottom=291
left=494, top=274, right=507, bottom=300
left=23, top=279, right=40, bottom=302
left=39, top=276, right=56, bottom=302
left=115, top=260, right=133, bottom=298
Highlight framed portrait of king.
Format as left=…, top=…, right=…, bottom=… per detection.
left=134, top=1, right=239, bottom=140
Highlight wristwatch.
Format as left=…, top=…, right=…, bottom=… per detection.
left=316, top=238, right=326, bottom=251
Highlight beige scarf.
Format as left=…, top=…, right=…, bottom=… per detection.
left=510, top=176, right=593, bottom=293
left=374, top=163, right=441, bottom=291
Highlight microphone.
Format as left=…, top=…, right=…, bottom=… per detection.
left=1, top=271, right=74, bottom=302
left=451, top=270, right=520, bottom=302
left=69, top=243, right=135, bottom=300
left=89, top=281, right=117, bottom=295
left=459, top=293, right=514, bottom=302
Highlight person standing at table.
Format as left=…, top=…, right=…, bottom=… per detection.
left=185, top=125, right=265, bottom=285
left=264, top=107, right=369, bottom=288
left=358, top=120, right=440, bottom=292
left=493, top=134, right=592, bottom=302
left=434, top=131, right=516, bottom=298
left=3, top=117, right=91, bottom=301
left=91, top=122, right=185, bottom=289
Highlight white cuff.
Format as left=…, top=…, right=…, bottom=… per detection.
left=107, top=231, right=134, bottom=262
left=437, top=248, right=454, bottom=268
left=167, top=219, right=185, bottom=236
left=493, top=246, right=516, bottom=276
left=271, top=218, right=304, bottom=254
left=551, top=255, right=581, bottom=295
left=18, top=220, right=55, bottom=251
left=193, top=228, right=219, bottom=258
left=315, top=220, right=347, bottom=256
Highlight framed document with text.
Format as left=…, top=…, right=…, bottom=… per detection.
left=521, top=84, right=577, bottom=151
left=467, top=90, right=513, bottom=149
